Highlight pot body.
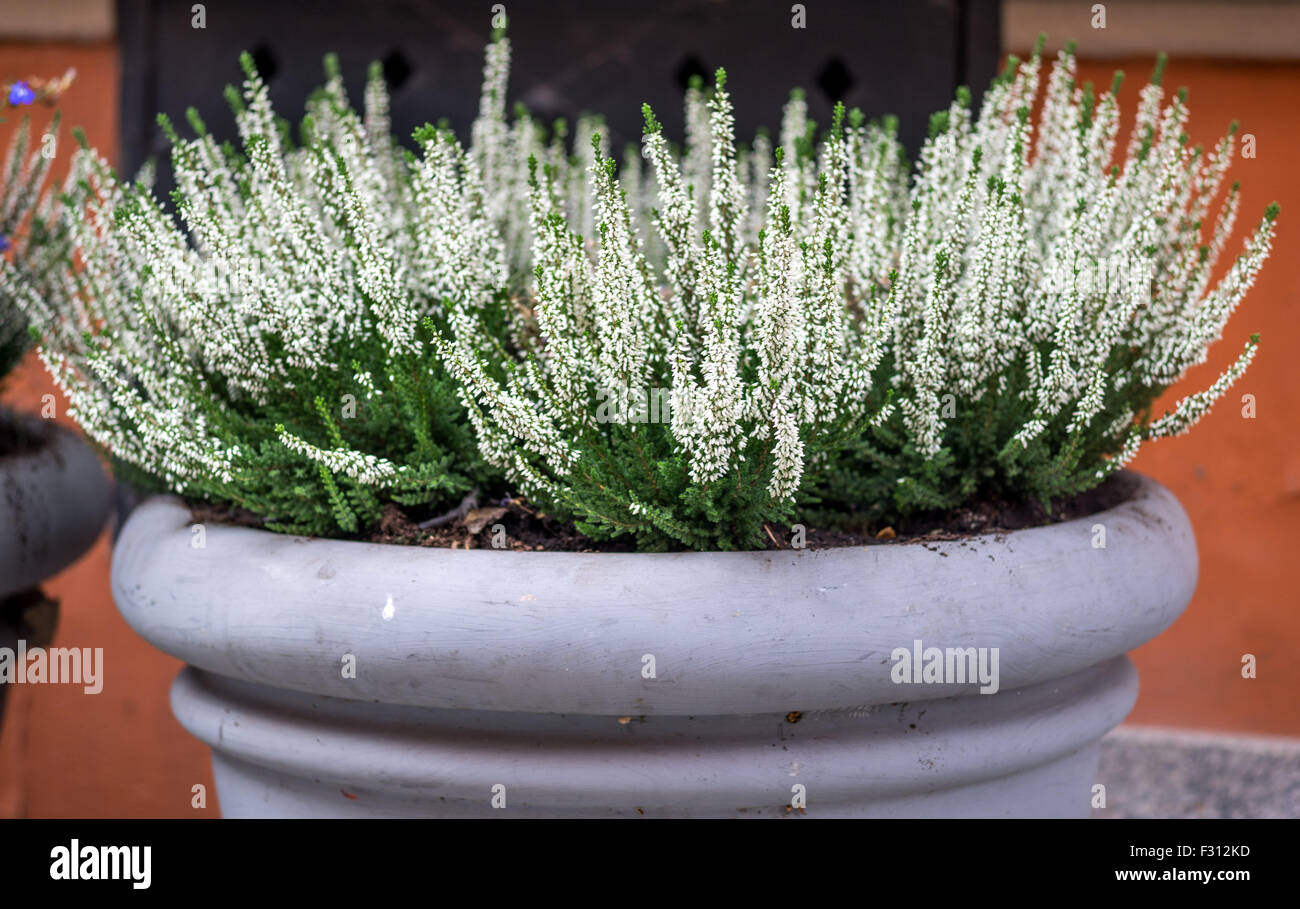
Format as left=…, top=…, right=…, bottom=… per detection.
left=112, top=472, right=1197, bottom=818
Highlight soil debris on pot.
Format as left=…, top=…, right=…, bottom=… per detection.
left=367, top=497, right=638, bottom=552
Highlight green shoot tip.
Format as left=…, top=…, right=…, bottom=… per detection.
left=641, top=103, right=661, bottom=134
left=1151, top=51, right=1168, bottom=86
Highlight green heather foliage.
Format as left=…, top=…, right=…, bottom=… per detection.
left=17, top=34, right=1276, bottom=549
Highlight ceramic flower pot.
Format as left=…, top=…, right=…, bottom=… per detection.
left=111, top=470, right=1195, bottom=817
left=0, top=411, right=113, bottom=721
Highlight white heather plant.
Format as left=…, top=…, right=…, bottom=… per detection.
left=441, top=35, right=1274, bottom=548
left=13, top=54, right=487, bottom=534
left=438, top=50, right=910, bottom=550
left=15, top=33, right=1276, bottom=551
left=814, top=40, right=1275, bottom=523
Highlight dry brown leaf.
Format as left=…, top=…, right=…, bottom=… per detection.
left=464, top=506, right=507, bottom=535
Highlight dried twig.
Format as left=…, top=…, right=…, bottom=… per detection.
left=418, top=488, right=479, bottom=529
left=763, top=522, right=783, bottom=549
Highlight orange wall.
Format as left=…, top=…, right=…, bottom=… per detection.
left=1086, top=57, right=1300, bottom=735
left=0, top=45, right=1296, bottom=818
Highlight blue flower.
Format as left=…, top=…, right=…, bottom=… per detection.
left=7, top=81, right=35, bottom=106
left=0, top=235, right=11, bottom=252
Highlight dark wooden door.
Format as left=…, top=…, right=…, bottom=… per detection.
left=118, top=0, right=1000, bottom=194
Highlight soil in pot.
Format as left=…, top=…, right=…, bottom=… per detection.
left=186, top=471, right=1139, bottom=552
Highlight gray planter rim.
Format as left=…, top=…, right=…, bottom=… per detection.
left=111, top=470, right=1197, bottom=716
